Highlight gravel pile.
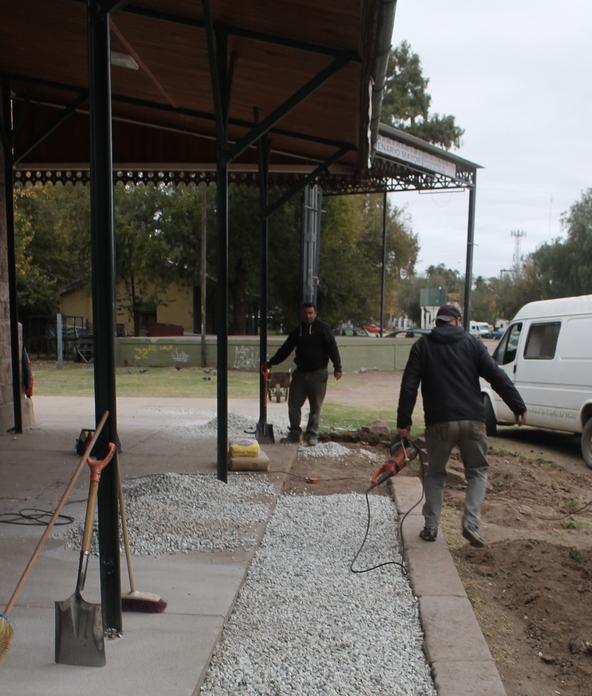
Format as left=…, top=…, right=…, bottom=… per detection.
left=195, top=413, right=290, bottom=439
left=61, top=473, right=276, bottom=555
left=359, top=448, right=382, bottom=463
left=297, top=442, right=352, bottom=459
left=200, top=493, right=436, bottom=696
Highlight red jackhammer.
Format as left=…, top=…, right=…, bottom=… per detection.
left=368, top=437, right=420, bottom=491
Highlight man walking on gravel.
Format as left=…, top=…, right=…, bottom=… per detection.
left=265, top=302, right=342, bottom=446
left=396, top=304, right=527, bottom=547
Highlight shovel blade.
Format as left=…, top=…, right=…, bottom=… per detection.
left=55, top=593, right=105, bottom=666
left=255, top=422, right=275, bottom=444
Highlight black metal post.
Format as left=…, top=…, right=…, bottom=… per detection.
left=462, top=175, right=477, bottom=330
left=1, top=80, right=22, bottom=434
left=203, top=0, right=229, bottom=482
left=257, top=133, right=270, bottom=428
left=379, top=190, right=387, bottom=337
left=87, top=0, right=121, bottom=632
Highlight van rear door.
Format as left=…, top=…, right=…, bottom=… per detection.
left=491, top=322, right=523, bottom=422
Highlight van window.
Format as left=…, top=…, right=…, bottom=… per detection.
left=494, top=322, right=522, bottom=365
left=524, top=322, right=560, bottom=359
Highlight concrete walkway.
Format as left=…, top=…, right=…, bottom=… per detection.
left=0, top=397, right=506, bottom=695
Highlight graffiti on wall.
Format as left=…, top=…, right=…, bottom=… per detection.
left=233, top=345, right=259, bottom=370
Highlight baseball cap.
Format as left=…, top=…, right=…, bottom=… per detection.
left=436, top=305, right=462, bottom=322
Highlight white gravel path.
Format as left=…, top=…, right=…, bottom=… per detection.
left=60, top=472, right=277, bottom=555
left=200, top=493, right=436, bottom=696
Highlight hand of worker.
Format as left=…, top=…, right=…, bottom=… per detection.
left=334, top=370, right=343, bottom=381
left=261, top=361, right=271, bottom=374
left=515, top=411, right=527, bottom=426
left=398, top=427, right=411, bottom=439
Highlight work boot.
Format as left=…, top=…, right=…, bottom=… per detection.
left=462, top=524, right=485, bottom=548
left=304, top=432, right=319, bottom=447
left=419, top=526, right=438, bottom=542
left=280, top=430, right=301, bottom=444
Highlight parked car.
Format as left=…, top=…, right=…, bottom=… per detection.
left=333, top=326, right=371, bottom=337
left=362, top=323, right=381, bottom=337
left=384, top=328, right=432, bottom=338
left=480, top=294, right=592, bottom=467
left=491, top=327, right=505, bottom=340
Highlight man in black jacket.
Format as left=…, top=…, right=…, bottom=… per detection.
left=265, top=303, right=342, bottom=445
left=397, top=304, right=527, bottom=547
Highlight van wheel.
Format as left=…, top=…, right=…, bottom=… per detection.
left=582, top=418, right=592, bottom=469
left=483, top=396, right=497, bottom=436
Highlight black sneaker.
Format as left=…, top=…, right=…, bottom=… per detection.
left=419, top=526, right=438, bottom=542
left=305, top=434, right=319, bottom=446
left=462, top=525, right=485, bottom=548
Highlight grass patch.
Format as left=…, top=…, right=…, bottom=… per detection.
left=321, top=402, right=395, bottom=431
left=33, top=362, right=259, bottom=398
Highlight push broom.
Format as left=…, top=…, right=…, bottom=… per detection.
left=0, top=411, right=109, bottom=664
left=115, top=462, right=167, bottom=613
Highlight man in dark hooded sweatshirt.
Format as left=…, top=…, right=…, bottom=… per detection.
left=397, top=304, right=527, bottom=547
left=265, top=302, right=342, bottom=445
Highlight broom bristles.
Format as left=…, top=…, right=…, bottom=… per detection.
left=0, top=613, right=14, bottom=664
left=122, top=591, right=167, bottom=613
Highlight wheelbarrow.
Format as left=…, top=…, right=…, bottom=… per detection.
left=267, top=371, right=291, bottom=403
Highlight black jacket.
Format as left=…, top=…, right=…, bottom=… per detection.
left=268, top=319, right=342, bottom=373
left=397, top=325, right=526, bottom=428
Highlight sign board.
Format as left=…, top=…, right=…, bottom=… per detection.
left=376, top=135, right=457, bottom=178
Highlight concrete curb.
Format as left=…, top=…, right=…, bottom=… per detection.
left=390, top=476, right=507, bottom=696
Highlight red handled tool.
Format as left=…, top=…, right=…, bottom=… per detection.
left=256, top=364, right=275, bottom=444
left=55, top=442, right=116, bottom=666
left=368, top=438, right=419, bottom=491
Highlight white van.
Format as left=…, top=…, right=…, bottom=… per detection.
left=481, top=295, right=592, bottom=467
left=470, top=321, right=491, bottom=339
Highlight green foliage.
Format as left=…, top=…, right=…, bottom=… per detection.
left=381, top=41, right=464, bottom=150
left=397, top=264, right=463, bottom=324
left=317, top=194, right=418, bottom=326
left=14, top=184, right=91, bottom=316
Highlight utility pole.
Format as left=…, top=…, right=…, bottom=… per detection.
left=511, top=229, right=526, bottom=277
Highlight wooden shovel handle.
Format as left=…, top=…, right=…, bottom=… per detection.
left=81, top=443, right=116, bottom=551
left=87, top=442, right=116, bottom=482
left=3, top=411, right=110, bottom=615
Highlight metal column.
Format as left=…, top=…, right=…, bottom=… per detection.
left=1, top=80, right=22, bottom=433
left=462, top=175, right=477, bottom=330
left=301, top=185, right=321, bottom=304
left=379, top=190, right=387, bottom=337
left=87, top=0, right=121, bottom=633
left=203, top=0, right=229, bottom=482
left=257, top=135, right=270, bottom=432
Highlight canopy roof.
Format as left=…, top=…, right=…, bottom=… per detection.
left=2, top=0, right=393, bottom=180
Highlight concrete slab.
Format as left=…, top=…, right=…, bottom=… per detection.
left=431, top=658, right=507, bottom=696
left=1, top=607, right=224, bottom=696
left=1, top=397, right=506, bottom=695
left=391, top=475, right=508, bottom=696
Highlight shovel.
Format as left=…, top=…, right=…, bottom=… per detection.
left=55, top=442, right=116, bottom=666
left=256, top=366, right=275, bottom=444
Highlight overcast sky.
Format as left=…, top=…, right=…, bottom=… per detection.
left=389, top=0, right=592, bottom=279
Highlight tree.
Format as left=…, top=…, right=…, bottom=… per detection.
left=14, top=184, right=90, bottom=318
left=381, top=41, right=464, bottom=150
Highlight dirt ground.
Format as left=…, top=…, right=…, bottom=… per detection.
left=291, top=369, right=592, bottom=696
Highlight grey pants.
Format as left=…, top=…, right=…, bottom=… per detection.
left=288, top=368, right=328, bottom=437
left=423, top=420, right=489, bottom=530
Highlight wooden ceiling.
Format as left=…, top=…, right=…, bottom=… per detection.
left=1, top=0, right=388, bottom=176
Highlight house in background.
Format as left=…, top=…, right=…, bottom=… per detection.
left=60, top=280, right=194, bottom=336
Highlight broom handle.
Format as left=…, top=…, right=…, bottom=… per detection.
left=115, top=460, right=137, bottom=594
left=3, top=411, right=110, bottom=615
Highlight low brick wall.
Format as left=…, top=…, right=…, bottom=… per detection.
left=116, top=335, right=414, bottom=372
